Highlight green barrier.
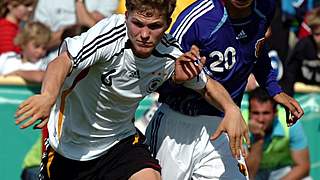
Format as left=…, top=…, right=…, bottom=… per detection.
left=0, top=84, right=41, bottom=180
left=241, top=93, right=320, bottom=179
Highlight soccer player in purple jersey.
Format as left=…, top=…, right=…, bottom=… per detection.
left=145, top=0, right=304, bottom=179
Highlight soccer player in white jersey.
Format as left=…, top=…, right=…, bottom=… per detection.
left=14, top=0, right=248, bottom=179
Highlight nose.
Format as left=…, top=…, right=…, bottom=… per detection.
left=36, top=47, right=46, bottom=57
left=255, top=114, right=264, bottom=123
left=27, top=6, right=34, bottom=12
left=140, top=27, right=150, bottom=40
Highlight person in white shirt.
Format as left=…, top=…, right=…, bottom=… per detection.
left=15, top=0, right=247, bottom=179
left=33, top=0, right=119, bottom=66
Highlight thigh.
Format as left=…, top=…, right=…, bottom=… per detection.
left=145, top=105, right=210, bottom=180
left=193, top=133, right=249, bottom=180
left=129, top=168, right=161, bottom=180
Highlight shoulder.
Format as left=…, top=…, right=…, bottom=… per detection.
left=0, top=52, right=20, bottom=61
left=0, top=19, right=17, bottom=28
left=289, top=121, right=304, bottom=136
left=82, top=14, right=127, bottom=42
left=254, top=0, right=276, bottom=23
left=96, top=14, right=126, bottom=29
left=153, top=34, right=183, bottom=59
left=171, top=0, right=225, bottom=33
left=288, top=121, right=308, bottom=150
left=293, top=35, right=315, bottom=51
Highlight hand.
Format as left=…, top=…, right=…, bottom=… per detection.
left=174, top=45, right=206, bottom=82
left=211, top=106, right=250, bottom=159
left=248, top=120, right=265, bottom=139
left=15, top=93, right=55, bottom=129
left=273, top=92, right=304, bottom=126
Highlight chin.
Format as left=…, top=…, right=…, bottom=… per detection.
left=135, top=47, right=153, bottom=58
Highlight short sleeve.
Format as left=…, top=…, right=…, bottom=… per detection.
left=289, top=121, right=308, bottom=150
left=59, top=14, right=126, bottom=72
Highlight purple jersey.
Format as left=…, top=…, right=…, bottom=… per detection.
left=157, top=0, right=282, bottom=116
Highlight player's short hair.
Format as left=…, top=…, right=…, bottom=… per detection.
left=125, top=0, right=176, bottom=21
left=248, top=87, right=277, bottom=111
left=14, top=21, right=51, bottom=49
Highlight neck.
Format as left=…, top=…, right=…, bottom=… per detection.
left=5, top=14, right=19, bottom=24
left=21, top=53, right=28, bottom=63
left=225, top=2, right=252, bottom=19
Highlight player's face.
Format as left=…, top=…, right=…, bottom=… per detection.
left=126, top=9, right=169, bottom=58
left=228, top=0, right=253, bottom=9
left=23, top=41, right=47, bottom=63
left=249, top=99, right=276, bottom=132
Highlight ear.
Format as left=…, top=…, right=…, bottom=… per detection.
left=125, top=11, right=129, bottom=20
left=165, top=18, right=172, bottom=31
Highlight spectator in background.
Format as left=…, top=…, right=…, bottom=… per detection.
left=0, top=21, right=51, bottom=83
left=0, top=0, right=35, bottom=54
left=33, top=0, right=119, bottom=63
left=281, top=7, right=320, bottom=96
left=246, top=87, right=310, bottom=180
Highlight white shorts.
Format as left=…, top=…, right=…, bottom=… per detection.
left=145, top=104, right=249, bottom=180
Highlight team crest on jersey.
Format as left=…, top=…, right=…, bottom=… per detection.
left=146, top=77, right=162, bottom=93
left=255, top=37, right=266, bottom=58
left=101, top=69, right=116, bottom=86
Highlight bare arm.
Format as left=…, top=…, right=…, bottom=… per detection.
left=15, top=52, right=72, bottom=129
left=246, top=139, right=264, bottom=179
left=281, top=149, right=310, bottom=180
left=245, top=120, right=266, bottom=179
left=5, top=70, right=45, bottom=83
left=202, top=78, right=250, bottom=159
left=76, top=1, right=104, bottom=28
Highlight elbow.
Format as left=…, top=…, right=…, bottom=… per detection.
left=304, top=163, right=311, bottom=177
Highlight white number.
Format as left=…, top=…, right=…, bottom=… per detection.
left=209, top=47, right=236, bottom=72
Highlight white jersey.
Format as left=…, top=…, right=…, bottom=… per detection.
left=48, top=14, right=207, bottom=161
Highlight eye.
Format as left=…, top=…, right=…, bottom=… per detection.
left=132, top=21, right=144, bottom=28
left=24, top=2, right=34, bottom=7
left=148, top=23, right=163, bottom=30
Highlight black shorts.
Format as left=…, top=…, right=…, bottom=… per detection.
left=40, top=132, right=161, bottom=180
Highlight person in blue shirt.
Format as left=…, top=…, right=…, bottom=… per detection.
left=145, top=0, right=304, bottom=179
left=246, top=87, right=310, bottom=180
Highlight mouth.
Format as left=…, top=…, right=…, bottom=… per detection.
left=136, top=41, right=153, bottom=48
left=233, top=0, right=251, bottom=7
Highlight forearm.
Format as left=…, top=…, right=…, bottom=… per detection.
left=14, top=71, right=45, bottom=83
left=203, top=77, right=237, bottom=112
left=246, top=139, right=264, bottom=179
left=41, top=52, right=72, bottom=102
left=281, top=165, right=310, bottom=180
left=76, top=1, right=100, bottom=27
left=253, top=50, right=282, bottom=97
